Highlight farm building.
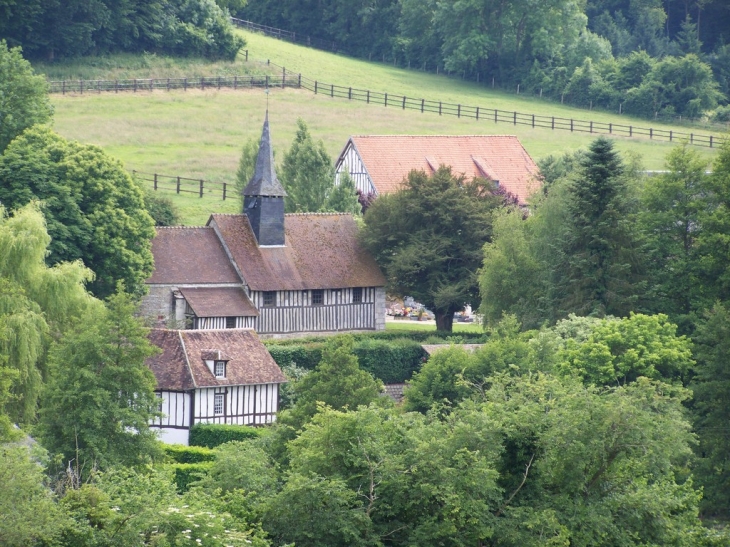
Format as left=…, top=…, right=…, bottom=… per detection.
left=142, top=114, right=387, bottom=337
left=147, top=328, right=286, bottom=445
left=334, top=135, right=540, bottom=204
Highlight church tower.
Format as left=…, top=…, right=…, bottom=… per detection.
left=243, top=113, right=287, bottom=246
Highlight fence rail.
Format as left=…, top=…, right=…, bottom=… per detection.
left=48, top=70, right=727, bottom=149
left=132, top=170, right=233, bottom=200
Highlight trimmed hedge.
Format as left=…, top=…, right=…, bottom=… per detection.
left=189, top=424, right=262, bottom=449
left=267, top=337, right=430, bottom=383
left=263, top=330, right=486, bottom=346
left=164, top=444, right=216, bottom=464
left=169, top=462, right=214, bottom=492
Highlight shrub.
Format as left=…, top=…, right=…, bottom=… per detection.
left=163, top=444, right=215, bottom=464
left=353, top=338, right=427, bottom=383
left=189, top=424, right=262, bottom=449
left=169, top=462, right=214, bottom=492
left=266, top=344, right=323, bottom=370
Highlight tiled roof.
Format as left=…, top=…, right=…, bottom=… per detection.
left=421, top=344, right=485, bottom=355
left=383, top=383, right=406, bottom=403
left=147, top=329, right=286, bottom=390
left=179, top=287, right=258, bottom=317
left=209, top=213, right=386, bottom=291
left=345, top=135, right=540, bottom=204
left=147, top=227, right=241, bottom=284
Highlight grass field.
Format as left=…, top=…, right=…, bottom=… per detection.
left=385, top=320, right=484, bottom=334
left=44, top=29, right=726, bottom=224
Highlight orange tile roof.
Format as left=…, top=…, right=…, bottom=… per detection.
left=346, top=135, right=541, bottom=204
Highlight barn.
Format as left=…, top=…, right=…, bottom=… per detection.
left=147, top=328, right=286, bottom=445
left=142, top=114, right=387, bottom=337
left=335, top=135, right=540, bottom=204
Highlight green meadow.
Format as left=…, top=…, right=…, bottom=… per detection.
left=44, top=29, right=726, bottom=224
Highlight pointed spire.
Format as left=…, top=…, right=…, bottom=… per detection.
left=243, top=112, right=287, bottom=197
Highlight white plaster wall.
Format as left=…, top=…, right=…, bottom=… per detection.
left=154, top=427, right=189, bottom=445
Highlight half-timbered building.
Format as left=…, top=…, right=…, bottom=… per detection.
left=334, top=135, right=540, bottom=204
left=142, top=114, right=387, bottom=337
left=147, top=328, right=286, bottom=445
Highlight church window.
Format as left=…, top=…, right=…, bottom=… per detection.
left=353, top=287, right=363, bottom=303
left=312, top=289, right=324, bottom=305
left=263, top=291, right=276, bottom=307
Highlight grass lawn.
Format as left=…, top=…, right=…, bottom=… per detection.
left=386, top=320, right=484, bottom=334
left=45, top=29, right=725, bottom=224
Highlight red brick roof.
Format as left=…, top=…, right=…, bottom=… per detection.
left=148, top=227, right=241, bottom=284
left=345, top=135, right=540, bottom=204
left=179, top=287, right=258, bottom=317
left=147, top=329, right=286, bottom=390
left=209, top=213, right=386, bottom=291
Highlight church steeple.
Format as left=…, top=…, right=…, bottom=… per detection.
left=243, top=112, right=286, bottom=246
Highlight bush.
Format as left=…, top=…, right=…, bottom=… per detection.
left=163, top=444, right=216, bottom=464
left=353, top=338, right=427, bottom=383
left=189, top=424, right=262, bottom=449
left=266, top=344, right=323, bottom=370
left=169, top=462, right=214, bottom=492
left=144, top=190, right=180, bottom=226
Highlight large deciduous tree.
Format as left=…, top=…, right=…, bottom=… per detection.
left=0, top=126, right=155, bottom=298
left=0, top=41, right=53, bottom=153
left=361, top=166, right=504, bottom=331
left=38, top=291, right=161, bottom=474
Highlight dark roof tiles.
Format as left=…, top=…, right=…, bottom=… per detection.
left=179, top=287, right=258, bottom=317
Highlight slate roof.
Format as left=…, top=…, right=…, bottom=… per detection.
left=243, top=113, right=287, bottom=197
left=148, top=227, right=241, bottom=284
left=179, top=287, right=258, bottom=317
left=147, top=329, right=286, bottom=390
left=209, top=213, right=386, bottom=291
left=341, top=135, right=540, bottom=204
left=383, top=383, right=406, bottom=403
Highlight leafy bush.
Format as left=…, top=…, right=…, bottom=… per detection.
left=189, top=424, right=262, bottom=448
left=163, top=444, right=216, bottom=464
left=353, top=338, right=427, bottom=384
left=168, top=462, right=214, bottom=492
left=266, top=344, right=323, bottom=370
left=144, top=190, right=180, bottom=226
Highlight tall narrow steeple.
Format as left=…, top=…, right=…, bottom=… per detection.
left=243, top=112, right=287, bottom=246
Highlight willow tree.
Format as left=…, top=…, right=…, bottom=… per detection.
left=0, top=203, right=97, bottom=423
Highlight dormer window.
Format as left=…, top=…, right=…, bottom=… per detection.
left=214, top=360, right=226, bottom=378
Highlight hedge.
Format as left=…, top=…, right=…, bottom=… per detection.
left=189, top=423, right=263, bottom=449
left=169, top=462, right=214, bottom=492
left=267, top=337, right=431, bottom=383
left=263, top=330, right=486, bottom=346
left=164, top=444, right=216, bottom=464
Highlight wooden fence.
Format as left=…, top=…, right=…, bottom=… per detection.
left=132, top=170, right=233, bottom=200
left=48, top=70, right=727, bottom=149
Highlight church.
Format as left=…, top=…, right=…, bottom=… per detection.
left=142, top=114, right=387, bottom=337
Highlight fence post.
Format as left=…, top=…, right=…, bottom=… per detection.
left=134, top=79, right=137, bottom=92
left=348, top=87, right=352, bottom=100
left=609, top=123, right=612, bottom=134
left=154, top=173, right=158, bottom=191
left=552, top=117, right=555, bottom=130
left=421, top=98, right=424, bottom=113
left=265, top=75, right=269, bottom=89
left=62, top=80, right=66, bottom=94
left=590, top=121, right=593, bottom=133
left=167, top=78, right=171, bottom=91
left=494, top=110, right=497, bottom=123
left=298, top=73, right=302, bottom=88
left=710, top=135, right=713, bottom=148
left=439, top=102, right=442, bottom=115
left=630, top=126, right=632, bottom=137
left=315, top=81, right=318, bottom=94
left=150, top=79, right=153, bottom=92
left=80, top=79, right=83, bottom=94
left=184, top=78, right=187, bottom=91
left=458, top=104, right=461, bottom=118
left=384, top=93, right=388, bottom=106
left=570, top=119, right=573, bottom=132
left=200, top=180, right=204, bottom=198
left=176, top=177, right=181, bottom=194
left=201, top=77, right=205, bottom=90
left=649, top=128, right=652, bottom=139
left=690, top=133, right=693, bottom=144
left=282, top=68, right=285, bottom=88
left=223, top=182, right=227, bottom=201
left=331, top=84, right=334, bottom=97
left=245, top=50, right=248, bottom=62
left=403, top=96, right=406, bottom=110
left=513, top=111, right=517, bottom=125
left=476, top=106, right=479, bottom=120
left=669, top=130, right=672, bottom=142
left=532, top=114, right=535, bottom=128
left=217, top=77, right=221, bottom=90
left=234, top=76, right=237, bottom=90
left=367, top=90, right=369, bottom=103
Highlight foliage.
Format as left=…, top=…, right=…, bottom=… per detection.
left=0, top=40, right=52, bottom=153
left=164, top=443, right=216, bottom=464
left=691, top=303, right=730, bottom=517
left=144, top=188, right=181, bottom=226
left=0, top=203, right=97, bottom=423
left=0, top=126, right=156, bottom=298
left=361, top=166, right=504, bottom=331
left=197, top=440, right=278, bottom=497
left=169, top=461, right=215, bottom=492
left=38, top=290, right=162, bottom=475
left=234, top=136, right=260, bottom=210
left=280, top=118, right=334, bottom=213
left=0, top=444, right=67, bottom=546
left=555, top=313, right=693, bottom=386
left=189, top=423, right=262, bottom=448
left=326, top=170, right=360, bottom=215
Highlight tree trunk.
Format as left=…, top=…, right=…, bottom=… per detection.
left=435, top=311, right=454, bottom=332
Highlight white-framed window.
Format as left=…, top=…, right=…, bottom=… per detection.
left=214, top=393, right=224, bottom=415
left=214, top=361, right=226, bottom=378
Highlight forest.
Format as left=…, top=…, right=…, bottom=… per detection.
left=240, top=0, right=730, bottom=121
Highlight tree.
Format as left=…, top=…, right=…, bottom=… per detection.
left=361, top=166, right=504, bottom=331
left=0, top=203, right=97, bottom=423
left=0, top=126, right=155, bottom=298
left=38, top=290, right=161, bottom=474
left=0, top=40, right=53, bottom=153
left=640, top=144, right=708, bottom=330
left=558, top=137, right=644, bottom=318
left=234, top=136, right=260, bottom=210
left=325, top=170, right=360, bottom=215
left=279, top=119, right=334, bottom=213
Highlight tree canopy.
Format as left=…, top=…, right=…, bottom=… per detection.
left=361, top=166, right=504, bottom=331
left=0, top=126, right=155, bottom=298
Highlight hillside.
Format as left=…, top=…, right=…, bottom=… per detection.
left=47, top=29, right=725, bottom=224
